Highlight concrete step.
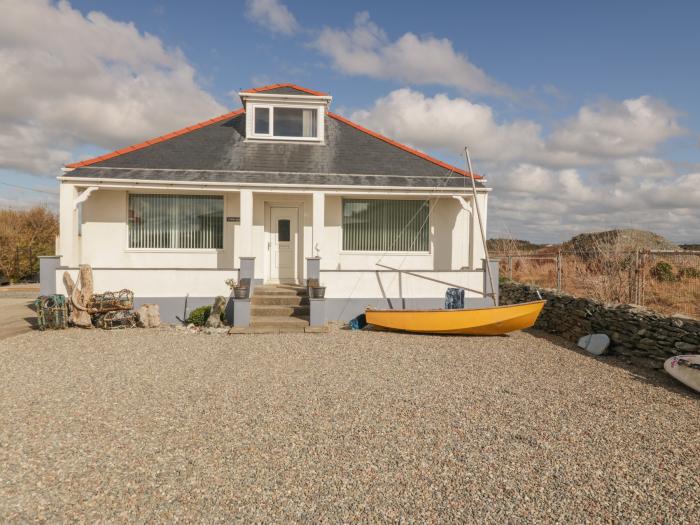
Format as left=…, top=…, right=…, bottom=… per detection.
left=254, top=286, right=308, bottom=297
left=250, top=316, right=309, bottom=328
left=251, top=304, right=310, bottom=317
left=251, top=295, right=309, bottom=306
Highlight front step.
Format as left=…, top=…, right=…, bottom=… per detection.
left=251, top=295, right=309, bottom=306
left=253, top=286, right=307, bottom=297
left=248, top=284, right=310, bottom=333
left=251, top=304, right=310, bottom=317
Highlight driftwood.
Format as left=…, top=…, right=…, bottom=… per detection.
left=62, top=265, right=94, bottom=328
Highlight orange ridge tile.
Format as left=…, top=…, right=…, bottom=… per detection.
left=240, top=83, right=328, bottom=96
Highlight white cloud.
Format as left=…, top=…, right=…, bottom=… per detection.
left=0, top=0, right=226, bottom=176
left=315, top=12, right=511, bottom=97
left=246, top=0, right=299, bottom=35
left=350, top=88, right=697, bottom=242
left=350, top=89, right=685, bottom=169
left=489, top=161, right=700, bottom=242
left=549, top=96, right=684, bottom=158
left=349, top=88, right=543, bottom=164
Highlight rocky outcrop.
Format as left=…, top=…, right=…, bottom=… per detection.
left=500, top=281, right=700, bottom=369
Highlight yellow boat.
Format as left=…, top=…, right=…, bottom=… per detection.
left=365, top=300, right=546, bottom=336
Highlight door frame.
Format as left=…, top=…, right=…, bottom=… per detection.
left=264, top=202, right=303, bottom=283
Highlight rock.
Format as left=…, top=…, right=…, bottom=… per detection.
left=136, top=304, right=161, bottom=328
left=577, top=334, right=610, bottom=356
left=205, top=296, right=227, bottom=328
left=674, top=341, right=698, bottom=352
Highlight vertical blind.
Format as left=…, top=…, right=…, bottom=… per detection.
left=342, top=199, right=429, bottom=252
left=128, top=194, right=224, bottom=249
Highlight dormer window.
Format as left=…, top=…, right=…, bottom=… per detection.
left=250, top=104, right=321, bottom=140
left=240, top=84, right=332, bottom=143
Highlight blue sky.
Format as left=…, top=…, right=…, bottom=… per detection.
left=1, top=0, right=699, bottom=242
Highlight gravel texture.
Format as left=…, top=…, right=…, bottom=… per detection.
left=1, top=327, right=698, bottom=523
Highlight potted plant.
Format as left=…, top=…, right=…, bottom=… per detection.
left=307, top=279, right=325, bottom=299
left=225, top=278, right=249, bottom=299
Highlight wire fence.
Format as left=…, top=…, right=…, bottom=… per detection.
left=497, top=250, right=700, bottom=319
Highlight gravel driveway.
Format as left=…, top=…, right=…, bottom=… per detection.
left=1, top=327, right=698, bottom=523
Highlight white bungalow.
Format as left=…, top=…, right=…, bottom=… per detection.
left=44, top=83, right=495, bottom=325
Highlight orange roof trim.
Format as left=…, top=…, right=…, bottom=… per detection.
left=328, top=112, right=480, bottom=179
left=240, top=83, right=329, bottom=96
left=65, top=109, right=245, bottom=169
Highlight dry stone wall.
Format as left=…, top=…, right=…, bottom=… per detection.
left=500, top=281, right=700, bottom=369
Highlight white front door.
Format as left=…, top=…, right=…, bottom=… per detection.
left=269, top=207, right=298, bottom=283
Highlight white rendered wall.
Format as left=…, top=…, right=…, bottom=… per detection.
left=54, top=268, right=233, bottom=298
left=79, top=188, right=237, bottom=269
left=60, top=182, right=489, bottom=297
left=321, top=270, right=485, bottom=299
left=322, top=195, right=475, bottom=272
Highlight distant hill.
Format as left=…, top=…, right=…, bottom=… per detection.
left=680, top=244, right=700, bottom=251
left=562, top=229, right=679, bottom=253
left=489, top=229, right=680, bottom=255
left=487, top=238, right=547, bottom=253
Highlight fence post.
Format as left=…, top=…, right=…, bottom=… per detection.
left=556, top=251, right=562, bottom=291
left=632, top=250, right=639, bottom=304
left=638, top=251, right=645, bottom=306
left=507, top=256, right=513, bottom=280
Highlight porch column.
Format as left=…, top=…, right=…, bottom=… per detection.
left=239, top=189, right=253, bottom=259
left=312, top=191, right=325, bottom=256
left=59, top=183, right=78, bottom=267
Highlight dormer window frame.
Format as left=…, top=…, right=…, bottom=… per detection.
left=240, top=91, right=332, bottom=145
left=247, top=102, right=325, bottom=143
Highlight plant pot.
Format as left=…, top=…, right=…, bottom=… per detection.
left=233, top=286, right=249, bottom=299
left=309, top=286, right=326, bottom=299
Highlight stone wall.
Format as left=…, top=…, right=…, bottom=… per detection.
left=500, top=281, right=700, bottom=369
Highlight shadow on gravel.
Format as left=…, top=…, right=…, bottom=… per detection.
left=524, top=328, right=699, bottom=400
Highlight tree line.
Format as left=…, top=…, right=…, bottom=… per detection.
left=0, top=207, right=58, bottom=283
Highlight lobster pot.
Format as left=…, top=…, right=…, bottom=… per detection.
left=94, top=310, right=137, bottom=330
left=88, top=289, right=134, bottom=312
left=34, top=295, right=68, bottom=330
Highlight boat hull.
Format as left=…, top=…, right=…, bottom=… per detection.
left=365, top=300, right=546, bottom=336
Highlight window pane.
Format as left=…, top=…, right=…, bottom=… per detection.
left=128, top=194, right=223, bottom=249
left=278, top=219, right=290, bottom=242
left=255, top=107, right=270, bottom=134
left=273, top=107, right=317, bottom=137
left=342, top=199, right=429, bottom=252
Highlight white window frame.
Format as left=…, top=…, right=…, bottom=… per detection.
left=125, top=192, right=226, bottom=253
left=340, top=197, right=432, bottom=255
left=247, top=103, right=324, bottom=142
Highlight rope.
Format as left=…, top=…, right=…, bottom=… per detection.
left=338, top=166, right=462, bottom=317
left=677, top=358, right=700, bottom=370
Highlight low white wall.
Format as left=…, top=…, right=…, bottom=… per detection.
left=321, top=270, right=485, bottom=299
left=55, top=268, right=235, bottom=298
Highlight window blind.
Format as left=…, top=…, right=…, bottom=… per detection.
left=128, top=194, right=224, bottom=249
left=342, top=199, right=429, bottom=252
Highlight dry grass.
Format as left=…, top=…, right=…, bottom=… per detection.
left=497, top=242, right=700, bottom=319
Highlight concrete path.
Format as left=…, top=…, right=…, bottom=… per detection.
left=0, top=294, right=37, bottom=340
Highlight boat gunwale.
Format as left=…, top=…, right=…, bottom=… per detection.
left=365, top=299, right=546, bottom=314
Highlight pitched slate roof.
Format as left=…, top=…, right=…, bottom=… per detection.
left=65, top=94, right=483, bottom=188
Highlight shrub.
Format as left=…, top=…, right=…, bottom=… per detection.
left=650, top=261, right=676, bottom=282
left=677, top=266, right=700, bottom=279
left=186, top=305, right=211, bottom=326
